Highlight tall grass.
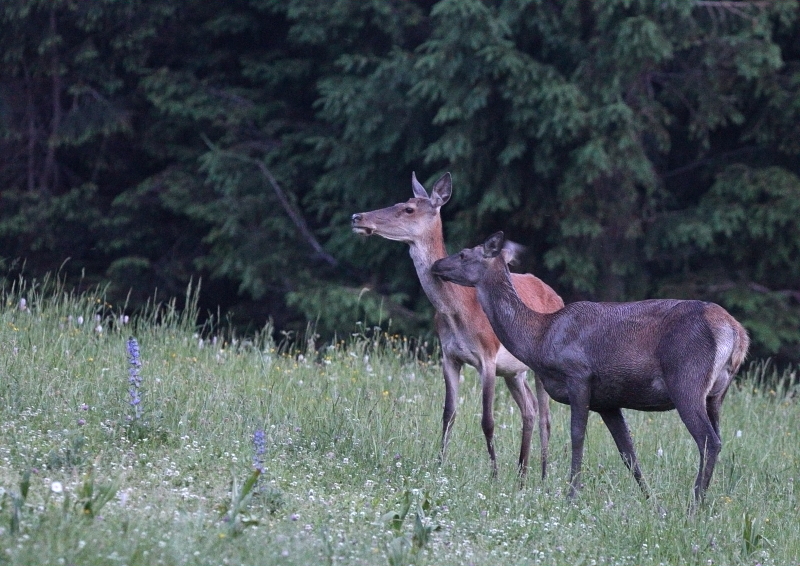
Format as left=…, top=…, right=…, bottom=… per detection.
left=0, top=281, right=798, bottom=565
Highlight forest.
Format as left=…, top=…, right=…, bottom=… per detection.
left=1, top=0, right=799, bottom=365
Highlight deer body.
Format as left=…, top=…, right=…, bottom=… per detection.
left=431, top=232, right=749, bottom=501
left=352, top=173, right=563, bottom=479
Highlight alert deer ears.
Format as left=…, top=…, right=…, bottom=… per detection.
left=483, top=232, right=524, bottom=264
left=430, top=172, right=452, bottom=208
left=411, top=171, right=452, bottom=208
left=411, top=171, right=429, bottom=199
left=501, top=240, right=525, bottom=267
left=483, top=232, right=505, bottom=258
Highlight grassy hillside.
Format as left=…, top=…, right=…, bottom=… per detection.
left=0, top=280, right=798, bottom=565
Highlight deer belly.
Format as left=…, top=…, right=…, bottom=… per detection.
left=495, top=346, right=529, bottom=377
left=589, top=374, right=675, bottom=412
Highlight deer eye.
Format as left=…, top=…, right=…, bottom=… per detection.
left=404, top=207, right=414, bottom=214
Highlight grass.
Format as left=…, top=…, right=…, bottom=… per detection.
left=0, top=279, right=798, bottom=565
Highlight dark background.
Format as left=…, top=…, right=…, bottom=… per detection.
left=1, top=0, right=799, bottom=365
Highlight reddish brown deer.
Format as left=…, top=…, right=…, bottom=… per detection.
left=352, top=173, right=564, bottom=480
left=431, top=232, right=749, bottom=502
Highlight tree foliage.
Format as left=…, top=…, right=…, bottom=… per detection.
left=1, top=0, right=799, bottom=363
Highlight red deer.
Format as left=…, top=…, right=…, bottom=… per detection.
left=431, top=231, right=749, bottom=502
left=351, top=173, right=564, bottom=480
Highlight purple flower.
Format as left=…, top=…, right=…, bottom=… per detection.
left=127, top=337, right=143, bottom=420
left=253, top=429, right=266, bottom=473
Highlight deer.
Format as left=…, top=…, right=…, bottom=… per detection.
left=351, top=172, right=564, bottom=481
left=431, top=231, right=749, bottom=503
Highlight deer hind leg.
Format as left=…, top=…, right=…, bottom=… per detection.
left=502, top=371, right=536, bottom=481
left=674, top=398, right=722, bottom=502
left=599, top=409, right=649, bottom=498
left=665, top=347, right=726, bottom=503
left=440, top=355, right=462, bottom=465
left=706, top=394, right=723, bottom=439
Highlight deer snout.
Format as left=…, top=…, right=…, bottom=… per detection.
left=351, top=213, right=374, bottom=235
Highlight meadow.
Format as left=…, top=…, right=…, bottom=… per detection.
left=0, top=279, right=798, bottom=566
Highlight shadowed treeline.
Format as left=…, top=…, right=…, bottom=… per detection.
left=1, top=1, right=799, bottom=364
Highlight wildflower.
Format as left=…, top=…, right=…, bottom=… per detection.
left=127, top=337, right=143, bottom=420
left=18, top=298, right=27, bottom=311
left=51, top=481, right=63, bottom=494
left=252, top=429, right=266, bottom=473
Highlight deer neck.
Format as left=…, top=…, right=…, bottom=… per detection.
left=475, top=266, right=547, bottom=359
left=408, top=228, right=468, bottom=315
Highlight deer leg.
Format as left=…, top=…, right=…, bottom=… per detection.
left=706, top=396, right=722, bottom=439
left=674, top=400, right=722, bottom=502
left=598, top=409, right=649, bottom=497
left=439, top=354, right=462, bottom=465
left=480, top=361, right=499, bottom=477
left=534, top=375, right=551, bottom=480
left=502, top=371, right=535, bottom=481
left=567, top=386, right=591, bottom=498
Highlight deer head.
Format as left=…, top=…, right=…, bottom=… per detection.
left=351, top=172, right=452, bottom=243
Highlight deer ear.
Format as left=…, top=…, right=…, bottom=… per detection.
left=430, top=172, right=452, bottom=208
left=501, top=239, right=526, bottom=266
left=483, top=231, right=505, bottom=258
left=411, top=172, right=429, bottom=199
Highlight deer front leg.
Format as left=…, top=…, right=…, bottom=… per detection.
left=439, top=354, right=462, bottom=465
left=479, top=360, right=499, bottom=477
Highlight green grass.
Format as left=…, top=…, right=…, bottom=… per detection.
left=0, top=279, right=798, bottom=565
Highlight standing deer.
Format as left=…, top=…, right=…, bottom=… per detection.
left=431, top=232, right=749, bottom=502
left=351, top=173, right=564, bottom=480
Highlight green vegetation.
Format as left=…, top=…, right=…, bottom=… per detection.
left=2, top=1, right=800, bottom=363
left=0, top=282, right=798, bottom=565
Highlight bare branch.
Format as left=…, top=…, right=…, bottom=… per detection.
left=708, top=281, right=800, bottom=302
left=201, top=136, right=338, bottom=267
left=253, top=159, right=338, bottom=267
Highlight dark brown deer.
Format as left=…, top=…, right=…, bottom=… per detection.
left=352, top=173, right=564, bottom=480
left=431, top=232, right=749, bottom=502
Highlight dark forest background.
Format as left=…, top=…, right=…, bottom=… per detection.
left=1, top=0, right=799, bottom=365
